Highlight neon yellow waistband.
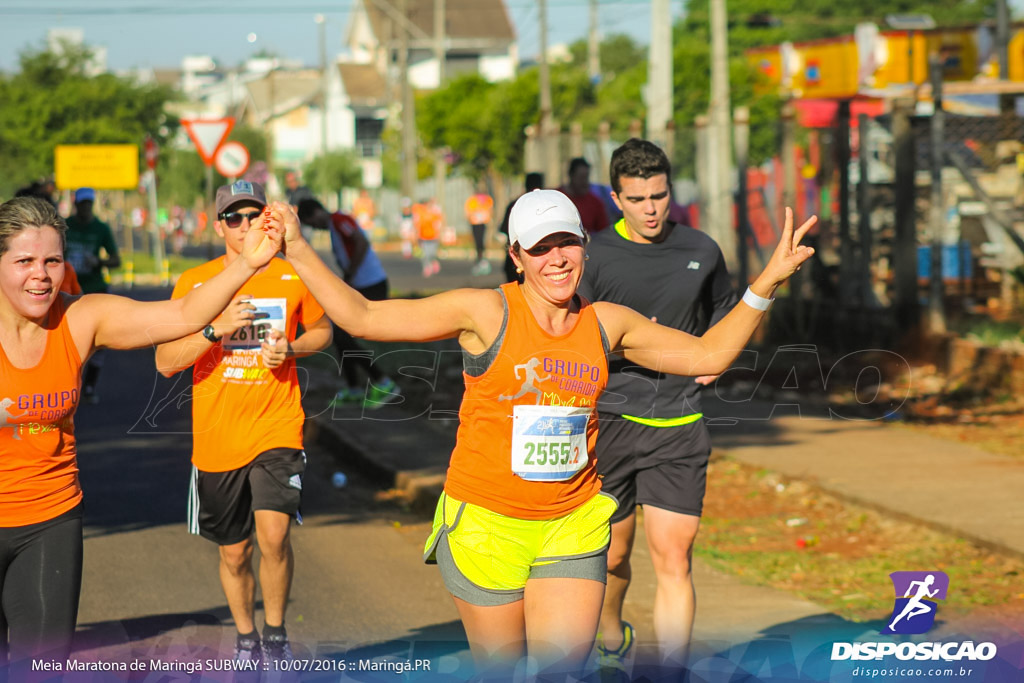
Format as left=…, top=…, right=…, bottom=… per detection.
left=621, top=412, right=703, bottom=428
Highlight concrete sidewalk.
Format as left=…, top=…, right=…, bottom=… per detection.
left=702, top=395, right=1024, bottom=560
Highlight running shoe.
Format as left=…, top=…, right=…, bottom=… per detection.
left=262, top=632, right=294, bottom=664
left=363, top=377, right=401, bottom=409
left=328, top=386, right=362, bottom=408
left=471, top=259, right=492, bottom=276
left=596, top=621, right=635, bottom=674
left=234, top=634, right=262, bottom=666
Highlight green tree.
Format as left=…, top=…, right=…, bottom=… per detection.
left=568, top=33, right=647, bottom=82
left=0, top=42, right=174, bottom=199
left=302, top=150, right=363, bottom=203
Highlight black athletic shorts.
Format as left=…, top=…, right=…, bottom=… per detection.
left=595, top=414, right=711, bottom=524
left=189, top=448, right=306, bottom=546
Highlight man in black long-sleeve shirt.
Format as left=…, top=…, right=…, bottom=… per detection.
left=578, top=138, right=737, bottom=673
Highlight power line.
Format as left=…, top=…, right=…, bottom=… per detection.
left=0, top=0, right=656, bottom=15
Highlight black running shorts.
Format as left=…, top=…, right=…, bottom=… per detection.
left=595, top=414, right=711, bottom=524
left=190, top=448, right=306, bottom=545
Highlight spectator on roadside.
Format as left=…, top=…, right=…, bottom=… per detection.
left=560, top=157, right=609, bottom=235
left=284, top=170, right=315, bottom=207
left=590, top=181, right=622, bottom=223
left=65, top=188, right=121, bottom=403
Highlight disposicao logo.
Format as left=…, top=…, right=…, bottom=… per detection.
left=831, top=570, right=998, bottom=663
left=881, top=570, right=948, bottom=635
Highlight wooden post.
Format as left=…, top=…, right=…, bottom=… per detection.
left=857, top=113, right=873, bottom=308
left=892, top=99, right=919, bottom=331
left=734, top=106, right=750, bottom=286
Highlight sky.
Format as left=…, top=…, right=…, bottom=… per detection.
left=0, top=0, right=676, bottom=74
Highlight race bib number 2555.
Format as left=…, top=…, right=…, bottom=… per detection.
left=511, top=405, right=590, bottom=482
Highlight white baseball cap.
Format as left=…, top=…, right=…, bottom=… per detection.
left=509, top=189, right=585, bottom=249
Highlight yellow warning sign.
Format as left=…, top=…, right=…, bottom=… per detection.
left=55, top=144, right=139, bottom=190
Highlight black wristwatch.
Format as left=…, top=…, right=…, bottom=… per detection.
left=202, top=325, right=222, bottom=343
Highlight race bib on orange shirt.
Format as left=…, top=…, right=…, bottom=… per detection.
left=510, top=405, right=590, bottom=481
left=223, top=297, right=287, bottom=350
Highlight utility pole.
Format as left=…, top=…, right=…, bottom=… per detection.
left=857, top=113, right=873, bottom=309
left=399, top=0, right=416, bottom=201
left=434, top=0, right=447, bottom=207
left=646, top=0, right=672, bottom=149
left=538, top=0, right=559, bottom=187
left=434, top=0, right=446, bottom=84
left=708, top=0, right=735, bottom=266
left=733, top=106, right=750, bottom=287
left=316, top=14, right=328, bottom=156
left=588, top=0, right=600, bottom=84
left=997, top=0, right=1010, bottom=79
left=928, top=56, right=946, bottom=334
left=892, top=99, right=918, bottom=332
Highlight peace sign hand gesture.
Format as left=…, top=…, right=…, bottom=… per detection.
left=751, top=207, right=817, bottom=298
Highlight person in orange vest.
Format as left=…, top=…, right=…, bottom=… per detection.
left=352, top=188, right=377, bottom=235
left=413, top=197, right=444, bottom=277
left=465, top=185, right=494, bottom=275
left=0, top=195, right=283, bottom=675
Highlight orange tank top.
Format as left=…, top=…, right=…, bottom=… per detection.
left=444, top=282, right=607, bottom=519
left=0, top=296, right=83, bottom=527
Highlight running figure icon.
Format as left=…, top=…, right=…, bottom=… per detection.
left=0, top=398, right=22, bottom=440
left=888, top=574, right=939, bottom=631
left=499, top=358, right=550, bottom=403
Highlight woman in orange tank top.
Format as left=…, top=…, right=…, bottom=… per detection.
left=0, top=197, right=283, bottom=671
left=265, top=191, right=816, bottom=678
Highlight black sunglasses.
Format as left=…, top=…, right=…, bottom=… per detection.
left=219, top=209, right=263, bottom=229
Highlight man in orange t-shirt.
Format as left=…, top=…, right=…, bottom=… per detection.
left=155, top=180, right=331, bottom=666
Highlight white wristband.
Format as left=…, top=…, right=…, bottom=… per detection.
left=742, top=286, right=774, bottom=311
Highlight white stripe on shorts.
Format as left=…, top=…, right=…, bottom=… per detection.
left=187, top=465, right=200, bottom=535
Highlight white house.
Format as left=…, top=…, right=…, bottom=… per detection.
left=345, top=0, right=518, bottom=89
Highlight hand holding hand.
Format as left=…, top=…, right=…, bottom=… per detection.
left=264, top=201, right=304, bottom=250
left=241, top=212, right=283, bottom=269
left=261, top=328, right=290, bottom=368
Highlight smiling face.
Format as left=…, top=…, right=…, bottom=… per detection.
left=611, top=173, right=672, bottom=243
left=511, top=232, right=586, bottom=306
left=0, top=225, right=65, bottom=323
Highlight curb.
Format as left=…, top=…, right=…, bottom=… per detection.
left=302, top=376, right=452, bottom=517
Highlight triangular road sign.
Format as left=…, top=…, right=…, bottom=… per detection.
left=181, top=117, right=235, bottom=165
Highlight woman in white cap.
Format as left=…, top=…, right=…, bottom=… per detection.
left=265, top=191, right=816, bottom=678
